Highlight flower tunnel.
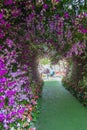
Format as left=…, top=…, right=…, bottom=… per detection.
left=0, top=0, right=87, bottom=129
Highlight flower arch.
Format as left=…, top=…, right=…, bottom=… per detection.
left=0, top=0, right=87, bottom=129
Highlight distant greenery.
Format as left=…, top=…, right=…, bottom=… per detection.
left=40, top=58, right=50, bottom=65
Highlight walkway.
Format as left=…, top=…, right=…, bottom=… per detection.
left=36, top=80, right=87, bottom=130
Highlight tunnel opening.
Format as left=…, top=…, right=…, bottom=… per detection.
left=0, top=0, right=87, bottom=129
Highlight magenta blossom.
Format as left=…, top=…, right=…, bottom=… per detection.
left=12, top=9, right=21, bottom=17
left=84, top=13, right=87, bottom=17
left=56, top=0, right=60, bottom=2
left=0, top=88, right=5, bottom=93
left=6, top=38, right=13, bottom=48
left=6, top=23, right=11, bottom=28
left=0, top=13, right=3, bottom=19
left=0, top=96, right=5, bottom=108
left=0, top=30, right=5, bottom=39
left=18, top=108, right=25, bottom=114
left=64, top=12, right=69, bottom=19
left=80, top=28, right=87, bottom=34
left=0, top=96, right=5, bottom=101
left=0, top=69, right=7, bottom=77
left=0, top=45, right=3, bottom=50
left=0, top=113, right=5, bottom=122
left=43, top=4, right=49, bottom=10
left=9, top=97, right=15, bottom=106
left=4, top=0, right=13, bottom=5
left=6, top=90, right=16, bottom=97
left=0, top=102, right=5, bottom=108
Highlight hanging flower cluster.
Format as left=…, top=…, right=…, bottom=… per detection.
left=0, top=0, right=87, bottom=129
left=0, top=38, right=40, bottom=129
left=66, top=41, right=86, bottom=58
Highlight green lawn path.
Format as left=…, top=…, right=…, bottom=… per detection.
left=36, top=80, right=87, bottom=130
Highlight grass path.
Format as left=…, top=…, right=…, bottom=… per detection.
left=36, top=81, right=87, bottom=130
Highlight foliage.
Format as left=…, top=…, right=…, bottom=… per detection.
left=0, top=0, right=87, bottom=129
left=63, top=52, right=87, bottom=107
left=40, top=58, right=50, bottom=65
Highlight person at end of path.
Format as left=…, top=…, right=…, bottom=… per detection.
left=46, top=68, right=50, bottom=79
left=50, top=67, right=55, bottom=77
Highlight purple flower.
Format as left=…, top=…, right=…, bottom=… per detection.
left=0, top=113, right=5, bottom=122
left=6, top=38, right=13, bottom=48
left=11, top=111, right=17, bottom=116
left=84, top=13, right=87, bottom=17
left=0, top=96, right=4, bottom=101
left=0, top=59, right=5, bottom=68
left=0, top=19, right=6, bottom=25
left=0, top=32, right=5, bottom=39
left=8, top=81, right=16, bottom=87
left=6, top=113, right=11, bottom=120
left=0, top=28, right=5, bottom=38
left=43, top=4, right=49, bottom=10
left=12, top=9, right=21, bottom=17
left=4, top=0, right=13, bottom=5
left=56, top=0, right=60, bottom=2
left=0, top=88, right=5, bottom=93
left=0, top=45, right=3, bottom=50
left=4, top=123, right=9, bottom=130
left=80, top=28, right=87, bottom=34
left=64, top=12, right=69, bottom=19
left=55, top=14, right=60, bottom=19
left=9, top=98, right=15, bottom=106
left=0, top=69, right=7, bottom=77
left=6, top=23, right=11, bottom=28
left=0, top=77, right=7, bottom=83
left=6, top=90, right=16, bottom=97
left=18, top=108, right=25, bottom=114
left=0, top=13, right=3, bottom=19
left=0, top=102, right=4, bottom=108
